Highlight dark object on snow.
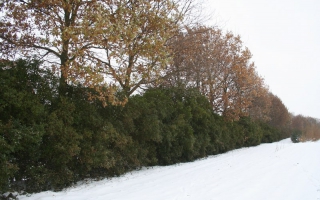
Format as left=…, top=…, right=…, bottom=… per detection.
left=291, top=130, right=302, bottom=143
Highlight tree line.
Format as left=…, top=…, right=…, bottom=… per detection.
left=0, top=58, right=290, bottom=192
left=0, top=0, right=319, bottom=193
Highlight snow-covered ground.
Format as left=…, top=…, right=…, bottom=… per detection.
left=20, top=139, right=320, bottom=200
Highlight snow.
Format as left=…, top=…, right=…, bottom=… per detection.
left=20, top=139, right=320, bottom=200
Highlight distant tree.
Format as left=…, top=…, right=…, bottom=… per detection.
left=165, top=25, right=266, bottom=120
left=291, top=115, right=305, bottom=133
left=267, top=93, right=291, bottom=138
left=226, top=47, right=265, bottom=120
left=291, top=115, right=320, bottom=141
left=291, top=129, right=302, bottom=143
left=248, top=86, right=272, bottom=122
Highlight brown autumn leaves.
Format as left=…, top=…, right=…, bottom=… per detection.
left=0, top=0, right=319, bottom=137
left=0, top=0, right=184, bottom=104
left=166, top=26, right=268, bottom=121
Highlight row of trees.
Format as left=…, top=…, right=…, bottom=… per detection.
left=165, top=25, right=319, bottom=142
left=0, top=0, right=300, bottom=124
left=291, top=115, right=320, bottom=142
left=0, top=0, right=319, bottom=193
left=166, top=26, right=266, bottom=121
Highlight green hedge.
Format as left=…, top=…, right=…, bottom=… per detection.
left=0, top=59, right=286, bottom=193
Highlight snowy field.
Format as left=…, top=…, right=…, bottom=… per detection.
left=20, top=139, right=320, bottom=200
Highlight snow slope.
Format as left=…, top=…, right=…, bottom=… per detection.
left=20, top=139, right=320, bottom=200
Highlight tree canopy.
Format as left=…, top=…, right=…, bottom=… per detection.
left=165, top=25, right=266, bottom=120
left=0, top=0, right=194, bottom=101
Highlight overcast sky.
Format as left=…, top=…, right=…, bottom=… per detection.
left=203, top=0, right=320, bottom=119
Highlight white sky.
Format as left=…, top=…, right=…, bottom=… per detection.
left=203, top=0, right=320, bottom=119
